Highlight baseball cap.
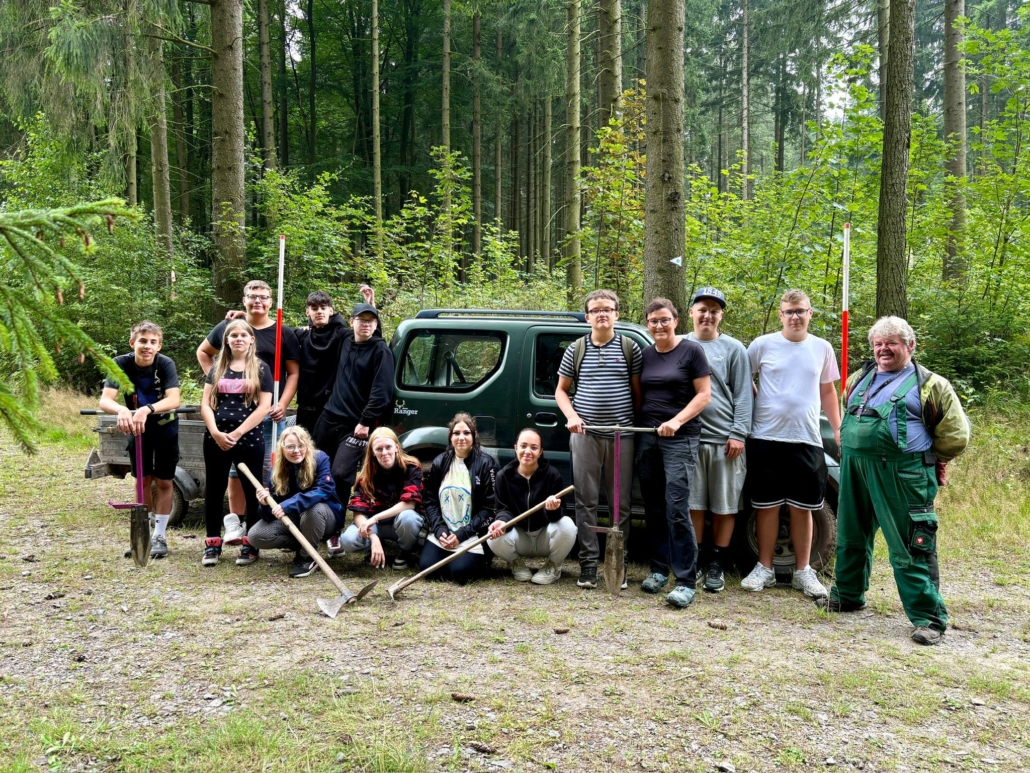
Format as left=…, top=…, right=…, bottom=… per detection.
left=350, top=302, right=380, bottom=321
left=692, top=286, right=726, bottom=308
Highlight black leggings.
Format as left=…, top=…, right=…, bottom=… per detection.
left=418, top=541, right=487, bottom=586
left=203, top=435, right=264, bottom=539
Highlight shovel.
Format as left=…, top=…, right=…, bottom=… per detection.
left=585, top=426, right=657, bottom=596
left=115, top=434, right=151, bottom=568
left=386, top=484, right=575, bottom=600
left=236, top=464, right=377, bottom=617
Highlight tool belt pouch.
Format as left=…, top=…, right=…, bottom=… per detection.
left=909, top=508, right=938, bottom=555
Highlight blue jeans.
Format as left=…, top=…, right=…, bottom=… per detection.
left=338, top=509, right=424, bottom=553
left=636, top=433, right=700, bottom=587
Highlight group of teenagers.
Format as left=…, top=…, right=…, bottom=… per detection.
left=99, top=280, right=969, bottom=645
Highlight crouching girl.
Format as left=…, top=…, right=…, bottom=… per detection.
left=487, top=428, right=575, bottom=584
left=248, top=426, right=344, bottom=578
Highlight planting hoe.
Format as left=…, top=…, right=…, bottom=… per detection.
left=236, top=464, right=377, bottom=617
left=585, top=426, right=657, bottom=596
left=386, top=485, right=576, bottom=600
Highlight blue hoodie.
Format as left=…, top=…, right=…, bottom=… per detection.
left=259, top=450, right=343, bottom=526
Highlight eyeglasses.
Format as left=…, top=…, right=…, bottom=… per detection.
left=246, top=294, right=271, bottom=302
left=586, top=307, right=617, bottom=317
left=283, top=445, right=304, bottom=453
left=780, top=308, right=811, bottom=318
left=646, top=317, right=676, bottom=328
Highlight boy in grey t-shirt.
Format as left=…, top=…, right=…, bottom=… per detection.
left=555, top=290, right=642, bottom=589
left=684, top=287, right=752, bottom=593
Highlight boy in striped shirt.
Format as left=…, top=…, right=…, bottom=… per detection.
left=555, top=290, right=642, bottom=589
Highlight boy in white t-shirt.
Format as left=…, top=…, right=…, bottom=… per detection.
left=743, top=289, right=841, bottom=599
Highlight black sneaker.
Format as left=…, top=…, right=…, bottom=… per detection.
left=289, top=552, right=318, bottom=579
left=577, top=567, right=598, bottom=589
left=704, top=562, right=726, bottom=593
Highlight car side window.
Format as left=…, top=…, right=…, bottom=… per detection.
left=398, top=330, right=506, bottom=392
left=534, top=333, right=581, bottom=398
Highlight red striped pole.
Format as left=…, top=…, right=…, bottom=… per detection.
left=841, top=222, right=850, bottom=394
left=272, top=235, right=285, bottom=461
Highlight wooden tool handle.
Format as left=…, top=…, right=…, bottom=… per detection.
left=236, top=463, right=353, bottom=597
left=389, top=484, right=575, bottom=596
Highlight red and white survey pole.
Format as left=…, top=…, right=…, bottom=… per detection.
left=841, top=222, right=850, bottom=394
left=271, top=234, right=286, bottom=459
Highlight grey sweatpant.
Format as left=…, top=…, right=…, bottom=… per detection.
left=246, top=503, right=339, bottom=557
left=570, top=432, right=634, bottom=569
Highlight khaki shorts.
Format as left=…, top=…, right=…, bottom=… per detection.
left=688, top=441, right=746, bottom=515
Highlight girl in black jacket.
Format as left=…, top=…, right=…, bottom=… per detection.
left=487, top=428, right=576, bottom=584
left=420, top=413, right=499, bottom=585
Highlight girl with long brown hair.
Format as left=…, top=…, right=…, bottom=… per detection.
left=336, top=427, right=425, bottom=569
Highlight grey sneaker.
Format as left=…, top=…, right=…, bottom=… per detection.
left=531, top=560, right=562, bottom=585
left=911, top=626, right=944, bottom=646
left=511, top=557, right=533, bottom=582
left=741, top=562, right=776, bottom=592
left=666, top=585, right=697, bottom=609
left=640, top=572, right=669, bottom=594
left=704, top=562, right=725, bottom=593
left=150, top=535, right=168, bottom=559
left=792, top=566, right=828, bottom=599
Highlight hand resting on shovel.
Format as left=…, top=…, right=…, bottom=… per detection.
left=487, top=495, right=562, bottom=540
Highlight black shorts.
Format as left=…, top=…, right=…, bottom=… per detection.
left=747, top=438, right=826, bottom=511
left=128, top=432, right=180, bottom=480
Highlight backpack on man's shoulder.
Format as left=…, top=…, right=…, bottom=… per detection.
left=568, top=334, right=635, bottom=394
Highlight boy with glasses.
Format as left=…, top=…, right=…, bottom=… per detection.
left=196, top=280, right=300, bottom=563
left=742, top=289, right=841, bottom=598
left=684, top=287, right=752, bottom=593
left=555, top=289, right=642, bottom=589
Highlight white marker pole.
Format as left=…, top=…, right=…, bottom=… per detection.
left=272, top=235, right=286, bottom=458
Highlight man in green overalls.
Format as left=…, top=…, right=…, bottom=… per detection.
left=821, top=316, right=970, bottom=645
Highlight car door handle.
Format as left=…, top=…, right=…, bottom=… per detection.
left=534, top=412, right=558, bottom=427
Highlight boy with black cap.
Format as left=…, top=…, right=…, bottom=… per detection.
left=685, top=287, right=752, bottom=592
left=313, top=302, right=395, bottom=502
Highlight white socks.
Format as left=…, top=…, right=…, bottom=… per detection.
left=154, top=514, right=170, bottom=538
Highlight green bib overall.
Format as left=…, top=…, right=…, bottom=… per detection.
left=832, top=370, right=948, bottom=632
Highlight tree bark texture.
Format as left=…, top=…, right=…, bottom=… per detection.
left=876, top=0, right=913, bottom=318
left=306, top=0, right=317, bottom=164
left=543, top=96, right=553, bottom=269
left=472, top=11, right=482, bottom=255
left=372, top=0, right=383, bottom=228
left=278, top=0, right=289, bottom=168
left=564, top=0, right=582, bottom=303
left=211, top=0, right=247, bottom=309
left=598, top=0, right=622, bottom=130
left=147, top=37, right=174, bottom=283
left=441, top=0, right=451, bottom=151
left=878, top=0, right=890, bottom=122
left=741, top=0, right=750, bottom=199
left=942, top=0, right=967, bottom=282
left=258, top=0, right=277, bottom=170
left=170, top=54, right=191, bottom=224
left=643, top=0, right=687, bottom=315
left=495, top=27, right=503, bottom=226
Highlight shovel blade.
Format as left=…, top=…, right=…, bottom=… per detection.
left=317, top=595, right=350, bottom=619
left=603, top=530, right=625, bottom=596
left=353, top=579, right=379, bottom=601
left=129, top=505, right=151, bottom=568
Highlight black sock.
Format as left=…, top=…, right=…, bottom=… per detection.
left=710, top=544, right=727, bottom=565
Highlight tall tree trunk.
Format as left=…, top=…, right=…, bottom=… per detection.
left=306, top=0, right=316, bottom=164
left=510, top=108, right=519, bottom=234
left=543, top=96, right=553, bottom=269
left=148, top=37, right=174, bottom=289
left=598, top=0, right=622, bottom=129
left=494, top=27, right=503, bottom=226
left=472, top=11, right=482, bottom=255
left=528, top=104, right=536, bottom=272
left=278, top=0, right=289, bottom=167
left=774, top=56, right=785, bottom=173
left=171, top=54, right=191, bottom=223
left=878, top=0, right=890, bottom=122
left=126, top=137, right=138, bottom=207
left=211, top=0, right=247, bottom=310
left=741, top=0, right=750, bottom=199
left=565, top=0, right=582, bottom=303
left=876, top=0, right=913, bottom=318
left=942, top=0, right=967, bottom=282
left=372, top=0, right=383, bottom=233
left=643, top=0, right=686, bottom=313
left=441, top=0, right=452, bottom=231
left=258, top=0, right=277, bottom=169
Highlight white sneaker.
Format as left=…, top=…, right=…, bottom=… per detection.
left=792, top=566, right=828, bottom=598
left=531, top=560, right=562, bottom=585
left=741, top=562, right=776, bottom=592
left=511, top=557, right=533, bottom=582
left=222, top=513, right=244, bottom=545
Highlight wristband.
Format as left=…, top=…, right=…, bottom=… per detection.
left=145, top=404, right=155, bottom=414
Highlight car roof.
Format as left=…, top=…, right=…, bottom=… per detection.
left=406, top=309, right=650, bottom=336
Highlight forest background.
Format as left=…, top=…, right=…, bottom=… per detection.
left=1, top=0, right=1029, bottom=443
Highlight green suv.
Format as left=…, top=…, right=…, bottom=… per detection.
left=389, top=309, right=838, bottom=575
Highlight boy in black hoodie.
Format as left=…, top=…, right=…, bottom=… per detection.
left=313, top=302, right=395, bottom=502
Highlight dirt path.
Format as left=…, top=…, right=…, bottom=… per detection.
left=1, top=440, right=1028, bottom=773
